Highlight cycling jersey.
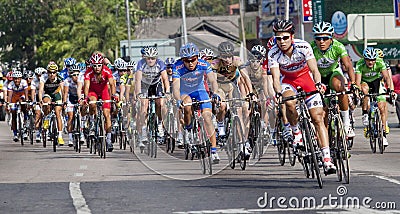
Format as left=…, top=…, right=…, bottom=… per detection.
left=268, top=39, right=322, bottom=109
left=40, top=73, right=63, bottom=95
left=172, top=58, right=212, bottom=110
left=7, top=80, right=28, bottom=103
left=355, top=58, right=387, bottom=83
left=136, top=58, right=166, bottom=85
left=113, top=72, right=123, bottom=93
left=311, top=39, right=347, bottom=77
left=246, top=65, right=266, bottom=92
left=211, top=56, right=244, bottom=83
left=84, top=66, right=113, bottom=109
left=60, top=68, right=69, bottom=80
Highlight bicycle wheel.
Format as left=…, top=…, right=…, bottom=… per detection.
left=152, top=114, right=158, bottom=158
left=231, top=116, right=246, bottom=170
left=29, top=115, right=34, bottom=145
left=18, top=112, right=24, bottom=146
left=303, top=118, right=323, bottom=189
left=337, top=118, right=350, bottom=184
left=200, top=117, right=212, bottom=175
left=275, top=117, right=286, bottom=166
left=99, top=114, right=106, bottom=159
left=42, top=128, right=47, bottom=148
left=368, top=112, right=377, bottom=153
left=375, top=110, right=384, bottom=154
left=51, top=116, right=57, bottom=152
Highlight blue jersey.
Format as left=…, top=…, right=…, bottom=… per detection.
left=172, top=59, right=212, bottom=94
left=60, top=68, right=69, bottom=80
left=136, top=58, right=166, bottom=85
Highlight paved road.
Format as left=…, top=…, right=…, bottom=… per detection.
left=1, top=107, right=400, bottom=213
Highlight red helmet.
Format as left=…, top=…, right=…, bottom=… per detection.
left=90, top=53, right=104, bottom=64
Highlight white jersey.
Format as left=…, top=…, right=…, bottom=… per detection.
left=64, top=77, right=79, bottom=96
left=268, top=39, right=315, bottom=79
left=7, top=79, right=28, bottom=93
left=30, top=76, right=40, bottom=90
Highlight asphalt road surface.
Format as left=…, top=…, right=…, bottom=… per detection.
left=1, top=107, right=400, bottom=214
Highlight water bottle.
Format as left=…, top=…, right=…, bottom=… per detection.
left=43, top=115, right=50, bottom=130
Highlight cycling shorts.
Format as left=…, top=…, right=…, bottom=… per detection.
left=321, top=71, right=344, bottom=90
left=182, top=89, right=212, bottom=110
left=281, top=83, right=323, bottom=109
left=141, top=82, right=164, bottom=97
left=66, top=94, right=79, bottom=113
left=43, top=92, right=63, bottom=104
left=88, top=87, right=111, bottom=109
left=363, top=77, right=386, bottom=102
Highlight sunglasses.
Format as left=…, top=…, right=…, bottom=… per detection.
left=183, top=57, right=198, bottom=63
left=275, top=35, right=291, bottom=41
left=92, top=64, right=102, bottom=68
left=70, top=73, right=79, bottom=77
left=250, top=59, right=261, bottom=63
left=48, top=72, right=57, bottom=75
left=146, top=57, right=156, bottom=60
left=314, top=36, right=332, bottom=42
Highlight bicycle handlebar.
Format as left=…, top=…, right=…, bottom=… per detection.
left=323, top=90, right=352, bottom=98
left=182, top=99, right=212, bottom=107
left=281, top=90, right=320, bottom=103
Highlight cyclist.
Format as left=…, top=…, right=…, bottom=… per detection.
left=38, top=61, right=65, bottom=145
left=61, top=57, right=76, bottom=80
left=63, top=65, right=85, bottom=147
left=84, top=53, right=117, bottom=152
left=7, top=70, right=28, bottom=141
left=134, top=46, right=170, bottom=146
left=172, top=42, right=220, bottom=163
left=311, top=21, right=358, bottom=138
left=356, top=47, right=394, bottom=147
left=246, top=45, right=275, bottom=136
left=121, top=60, right=136, bottom=103
left=199, top=48, right=215, bottom=63
left=31, top=67, right=46, bottom=142
left=268, top=20, right=336, bottom=174
left=211, top=41, right=254, bottom=155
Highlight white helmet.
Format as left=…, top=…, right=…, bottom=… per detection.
left=143, top=47, right=158, bottom=57
left=34, top=67, right=46, bottom=75
left=114, top=58, right=127, bottom=70
left=312, top=21, right=334, bottom=36
left=12, top=70, right=23, bottom=78
left=251, top=45, right=267, bottom=57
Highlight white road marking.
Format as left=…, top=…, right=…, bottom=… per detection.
left=74, top=173, right=84, bottom=177
left=80, top=165, right=88, bottom=170
left=374, top=175, right=400, bottom=185
left=69, top=182, right=91, bottom=214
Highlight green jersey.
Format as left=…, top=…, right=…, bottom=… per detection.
left=311, top=39, right=348, bottom=77
left=355, top=58, right=387, bottom=82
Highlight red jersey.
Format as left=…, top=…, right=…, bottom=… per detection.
left=84, top=66, right=113, bottom=92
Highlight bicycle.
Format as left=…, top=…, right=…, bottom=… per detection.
left=9, top=101, right=27, bottom=146
left=274, top=100, right=296, bottom=167
left=281, top=88, right=324, bottom=189
left=25, top=103, right=35, bottom=145
left=71, top=103, right=83, bottom=153
left=164, top=97, right=177, bottom=153
left=324, top=90, right=352, bottom=184
left=364, top=92, right=388, bottom=154
left=247, top=96, right=265, bottom=164
left=111, top=102, right=128, bottom=150
left=42, top=102, right=62, bottom=152
left=182, top=98, right=213, bottom=175
left=88, top=100, right=113, bottom=159
left=138, top=94, right=165, bottom=158
left=221, top=98, right=246, bottom=170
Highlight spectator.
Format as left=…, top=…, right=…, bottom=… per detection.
left=393, top=64, right=400, bottom=127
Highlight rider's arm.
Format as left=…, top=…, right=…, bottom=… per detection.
left=7, top=89, right=13, bottom=103
left=108, top=77, right=116, bottom=96
left=239, top=68, right=254, bottom=94
left=172, top=78, right=180, bottom=101
left=341, top=55, right=356, bottom=84
left=262, top=73, right=274, bottom=98
left=63, top=84, right=69, bottom=104
left=38, top=82, right=44, bottom=102
left=270, top=67, right=282, bottom=94
left=83, top=80, right=90, bottom=98
left=134, top=71, right=142, bottom=98
left=24, top=87, right=28, bottom=101
left=381, top=69, right=393, bottom=91
left=31, top=89, right=36, bottom=102
left=160, top=70, right=170, bottom=93
left=120, top=84, right=126, bottom=100
left=207, top=71, right=218, bottom=93
left=306, top=58, right=322, bottom=84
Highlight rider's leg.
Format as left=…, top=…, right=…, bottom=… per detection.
left=361, top=83, right=370, bottom=127
left=331, top=74, right=354, bottom=137
left=67, top=106, right=74, bottom=145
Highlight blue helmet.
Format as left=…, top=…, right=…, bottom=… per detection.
left=363, top=47, right=377, bottom=60
left=179, top=43, right=199, bottom=58
left=165, top=57, right=175, bottom=66
left=64, top=57, right=76, bottom=66
left=140, top=46, right=150, bottom=55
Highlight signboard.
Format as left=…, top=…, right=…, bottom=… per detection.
left=311, top=0, right=324, bottom=25
left=302, top=0, right=313, bottom=23
left=395, top=0, right=400, bottom=28
left=331, top=11, right=347, bottom=38
left=275, top=0, right=295, bottom=15
left=262, top=0, right=272, bottom=15
left=351, top=44, right=400, bottom=59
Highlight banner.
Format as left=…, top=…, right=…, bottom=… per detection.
left=312, top=0, right=325, bottom=25
left=395, top=0, right=400, bottom=28
left=302, top=0, right=313, bottom=23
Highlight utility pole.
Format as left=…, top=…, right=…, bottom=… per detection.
left=125, top=0, right=131, bottom=57
left=181, top=0, right=188, bottom=44
left=285, top=0, right=289, bottom=20
left=239, top=0, right=247, bottom=60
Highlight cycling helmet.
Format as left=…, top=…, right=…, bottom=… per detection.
left=165, top=57, right=175, bottom=66
left=70, top=64, right=81, bottom=72
left=115, top=61, right=127, bottom=70
left=217, top=41, right=235, bottom=56
left=64, top=57, right=77, bottom=66
left=375, top=48, right=384, bottom=59
left=34, top=67, right=46, bottom=75
left=363, top=47, right=377, bottom=60
left=90, top=53, right=104, bottom=64
left=47, top=61, right=59, bottom=71
left=114, top=58, right=126, bottom=69
left=6, top=71, right=13, bottom=81
left=26, top=70, right=34, bottom=79
left=200, top=48, right=214, bottom=58
left=12, top=70, right=23, bottom=78
left=267, top=37, right=276, bottom=49
left=127, top=60, right=136, bottom=68
left=143, top=47, right=158, bottom=57
left=140, top=46, right=150, bottom=55
left=179, top=43, right=199, bottom=58
left=273, top=20, right=295, bottom=34
left=251, top=45, right=267, bottom=57
left=312, top=21, right=334, bottom=35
